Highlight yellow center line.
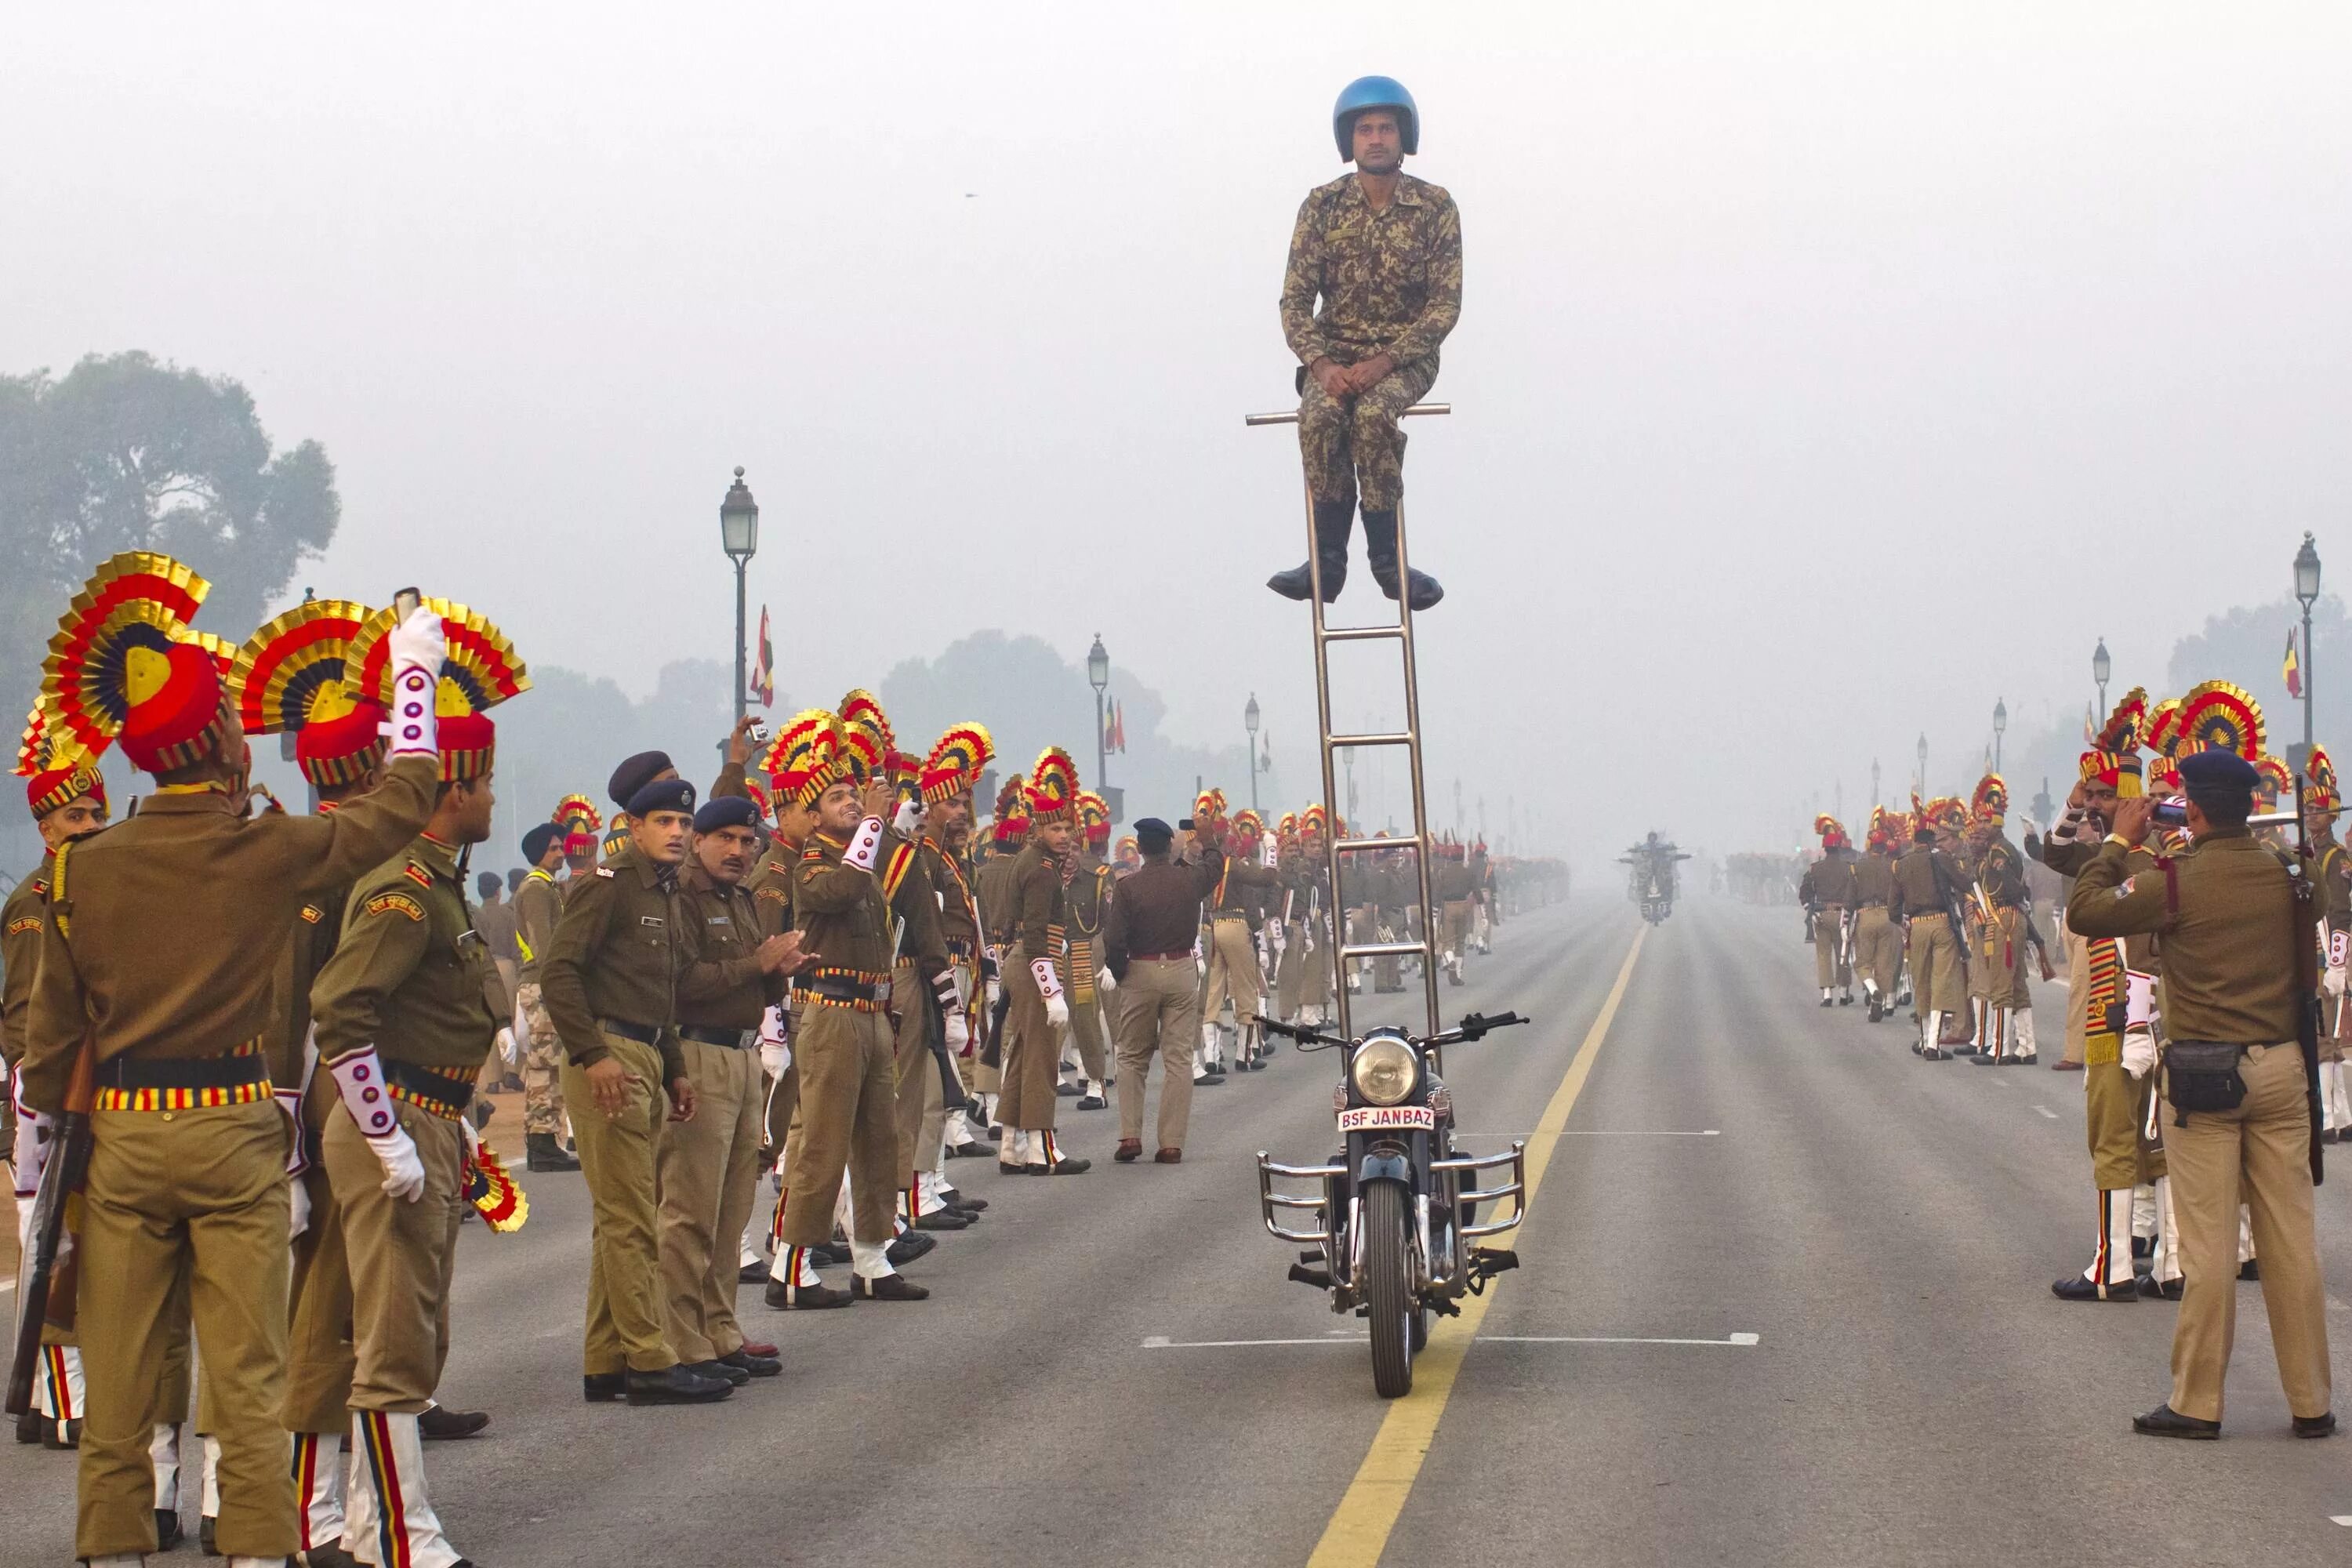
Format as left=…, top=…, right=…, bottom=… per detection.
left=1305, top=924, right=1648, bottom=1568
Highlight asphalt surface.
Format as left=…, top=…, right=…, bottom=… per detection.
left=5, top=892, right=2352, bottom=1566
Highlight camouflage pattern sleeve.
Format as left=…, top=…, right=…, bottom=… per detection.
left=1281, top=189, right=1334, bottom=366
left=1383, top=188, right=1463, bottom=363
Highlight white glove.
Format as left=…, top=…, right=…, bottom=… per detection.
left=2328, top=964, right=2347, bottom=1000
left=513, top=993, right=531, bottom=1048
left=289, top=1174, right=312, bottom=1240
left=985, top=978, right=1002, bottom=1014
left=943, top=1011, right=971, bottom=1051
left=2122, top=1032, right=2158, bottom=1080
left=327, top=1047, right=426, bottom=1201
left=1196, top=954, right=1207, bottom=976
left=1045, top=994, right=1072, bottom=1028
left=1097, top=970, right=1117, bottom=994
left=892, top=797, right=927, bottom=836
left=383, top=605, right=447, bottom=760
left=757, top=1004, right=791, bottom=1077
left=11, top=1098, right=53, bottom=1200
left=495, top=1025, right=518, bottom=1067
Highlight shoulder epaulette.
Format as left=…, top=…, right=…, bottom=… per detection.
left=28, top=878, right=48, bottom=898
left=402, top=862, right=434, bottom=889
left=299, top=904, right=325, bottom=924
left=595, top=866, right=615, bottom=878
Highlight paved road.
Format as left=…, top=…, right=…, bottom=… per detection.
left=5, top=893, right=2351, bottom=1566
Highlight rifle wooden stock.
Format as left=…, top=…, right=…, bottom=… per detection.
left=7, top=1036, right=96, bottom=1417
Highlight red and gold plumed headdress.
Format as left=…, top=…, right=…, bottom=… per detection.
left=1232, top=808, right=1265, bottom=845
left=838, top=690, right=895, bottom=762
left=2147, top=755, right=2183, bottom=794
left=345, top=598, right=530, bottom=781
left=1970, top=774, right=2007, bottom=826
left=768, top=710, right=854, bottom=811
left=41, top=551, right=224, bottom=775
left=553, top=793, right=602, bottom=855
left=1077, top=790, right=1111, bottom=844
left=2176, top=679, right=2263, bottom=763
left=992, top=774, right=1029, bottom=843
left=230, top=598, right=385, bottom=788
left=919, top=723, right=995, bottom=807
left=2306, top=744, right=2339, bottom=814
left=2144, top=698, right=2184, bottom=760
left=1022, top=750, right=1080, bottom=824
left=1302, top=803, right=1330, bottom=841
left=2253, top=755, right=2292, bottom=806
left=1193, top=787, right=1228, bottom=822
left=17, top=704, right=107, bottom=820
left=744, top=776, right=772, bottom=821
left=1276, top=811, right=1301, bottom=843
left=2079, top=686, right=2147, bottom=797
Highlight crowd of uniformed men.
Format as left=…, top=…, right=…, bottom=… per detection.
left=1782, top=679, right=2337, bottom=1440
left=0, top=550, right=1559, bottom=1567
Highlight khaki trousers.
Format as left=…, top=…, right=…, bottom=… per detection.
left=325, top=1101, right=463, bottom=1411
left=918, top=960, right=974, bottom=1161
left=1000, top=941, right=1062, bottom=1131
left=75, top=1099, right=294, bottom=1559
left=1443, top=899, right=1472, bottom=957
left=657, top=1039, right=763, bottom=1363
left=892, top=961, right=941, bottom=1189
left=2061, top=928, right=2090, bottom=1066
left=1114, top=957, right=1200, bottom=1149
left=1813, top=906, right=1849, bottom=989
left=1301, top=917, right=1333, bottom=1008
left=1906, top=914, right=1965, bottom=1017
left=1275, top=920, right=1306, bottom=1015
left=281, top=1162, right=355, bottom=1436
left=776, top=1004, right=898, bottom=1247
left=1854, top=907, right=1900, bottom=996
left=2084, top=1054, right=2164, bottom=1190
left=1200, top=916, right=1262, bottom=1023
left=2161, top=1041, right=2331, bottom=1421
left=561, top=1033, right=673, bottom=1375
left=517, top=980, right=568, bottom=1137
left=1067, top=994, right=1109, bottom=1084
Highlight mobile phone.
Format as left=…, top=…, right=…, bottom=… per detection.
left=392, top=586, right=421, bottom=622
left=1178, top=818, right=1196, bottom=831
left=2151, top=798, right=2189, bottom=828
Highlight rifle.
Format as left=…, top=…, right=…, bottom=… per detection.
left=8, top=1037, right=96, bottom=1417
left=2292, top=778, right=2325, bottom=1186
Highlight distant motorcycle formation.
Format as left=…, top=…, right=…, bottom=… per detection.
left=1620, top=832, right=1690, bottom=924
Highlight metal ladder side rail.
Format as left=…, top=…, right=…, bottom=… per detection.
left=1246, top=401, right=1450, bottom=1062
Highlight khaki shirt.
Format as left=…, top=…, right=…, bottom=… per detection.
left=1009, top=842, right=1067, bottom=955
left=1103, top=854, right=1221, bottom=976
left=880, top=829, right=947, bottom=980
left=1, top=854, right=55, bottom=1068
left=20, top=757, right=437, bottom=1113
left=1801, top=850, right=1857, bottom=909
left=1890, top=845, right=1960, bottom=923
left=977, top=848, right=1022, bottom=946
left=677, top=862, right=784, bottom=1033
left=539, top=851, right=688, bottom=1082
left=1978, top=835, right=2029, bottom=908
left=513, top=868, right=561, bottom=984
left=1281, top=172, right=1465, bottom=367
left=1851, top=851, right=1896, bottom=906
left=311, top=833, right=499, bottom=1073
left=2068, top=830, right=2298, bottom=1044
left=745, top=835, right=798, bottom=940
left=921, top=839, right=981, bottom=953
left=794, top=824, right=895, bottom=978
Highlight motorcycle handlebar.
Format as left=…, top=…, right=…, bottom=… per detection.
left=1261, top=1011, right=1529, bottom=1051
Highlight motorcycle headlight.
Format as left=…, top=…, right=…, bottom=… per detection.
left=1350, top=1036, right=1420, bottom=1107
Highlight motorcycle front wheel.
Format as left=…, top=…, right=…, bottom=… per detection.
left=1364, top=1181, right=1415, bottom=1398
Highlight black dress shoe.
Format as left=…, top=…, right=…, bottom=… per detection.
left=1819, top=997, right=1833, bottom=1008
left=1075, top=1094, right=1107, bottom=1110
left=625, top=1365, right=734, bottom=1405
left=913, top=1209, right=971, bottom=1231
left=154, top=1508, right=183, bottom=1551
left=584, top=1371, right=627, bottom=1401
left=946, top=1141, right=990, bottom=1160
left=525, top=1131, right=581, bottom=1171
left=2239, top=1259, right=2261, bottom=1281
left=2295, top=1411, right=2337, bottom=1438
left=305, top=1542, right=363, bottom=1568
left=764, top=1278, right=851, bottom=1310
left=419, top=1403, right=489, bottom=1439
left=685, top=1357, right=753, bottom=1386
left=200, top=1514, right=216, bottom=1554
left=853, top=1272, right=931, bottom=1301
left=738, top=1258, right=772, bottom=1284
left=2139, top=1274, right=2183, bottom=1301
left=944, top=1193, right=986, bottom=1212
left=2052, top=1274, right=2139, bottom=1302
left=2132, top=1403, right=2220, bottom=1439
left=1195, top=1072, right=1227, bottom=1087
left=720, top=1348, right=784, bottom=1378
left=42, top=1416, right=79, bottom=1450
left=887, top=1231, right=936, bottom=1265
left=2325, top=1127, right=2341, bottom=1145
left=13, top=1409, right=37, bottom=1445
left=808, top=1240, right=851, bottom=1265
left=1055, top=1080, right=1083, bottom=1097
left=1046, top=1156, right=1092, bottom=1174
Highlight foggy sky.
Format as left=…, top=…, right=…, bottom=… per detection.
left=6, top=2, right=2348, bottom=867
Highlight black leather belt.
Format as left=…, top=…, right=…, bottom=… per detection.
left=790, top=971, right=892, bottom=1010
left=96, top=1051, right=270, bottom=1091
left=678, top=1025, right=757, bottom=1049
left=596, top=1017, right=666, bottom=1046
left=383, top=1059, right=476, bottom=1119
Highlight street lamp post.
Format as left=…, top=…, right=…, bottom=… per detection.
left=1992, top=698, right=2007, bottom=771
left=2296, top=533, right=2321, bottom=768
left=1343, top=747, right=1357, bottom=826
left=1243, top=693, right=1261, bottom=814
left=1870, top=757, right=1880, bottom=809
left=1087, top=635, right=1110, bottom=790
left=718, top=467, right=760, bottom=728
left=2092, top=637, right=2111, bottom=722
left=1916, top=733, right=1928, bottom=798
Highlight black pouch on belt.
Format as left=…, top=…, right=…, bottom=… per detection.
left=2164, top=1040, right=2248, bottom=1122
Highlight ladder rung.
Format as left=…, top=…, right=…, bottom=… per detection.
left=1327, top=731, right=1412, bottom=749
left=1332, top=835, right=1420, bottom=854
left=1244, top=402, right=1451, bottom=428
left=1319, top=624, right=1404, bottom=644
left=1340, top=941, right=1434, bottom=959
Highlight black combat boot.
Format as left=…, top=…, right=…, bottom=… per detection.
left=1360, top=508, right=1443, bottom=610
left=526, top=1131, right=580, bottom=1172
left=1267, top=499, right=1354, bottom=603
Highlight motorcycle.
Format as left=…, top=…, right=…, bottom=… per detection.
left=1255, top=1010, right=1530, bottom=1398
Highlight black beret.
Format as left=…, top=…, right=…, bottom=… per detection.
left=693, top=795, right=762, bottom=834
left=2180, top=750, right=2259, bottom=793
left=608, top=750, right=674, bottom=810
left=626, top=776, right=697, bottom=819
left=521, top=822, right=561, bottom=862
left=1134, top=816, right=1174, bottom=848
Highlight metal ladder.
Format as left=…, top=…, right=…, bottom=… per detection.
left=1245, top=400, right=1450, bottom=1058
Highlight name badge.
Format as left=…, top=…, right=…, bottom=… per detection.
left=709, top=915, right=732, bottom=926
left=640, top=916, right=666, bottom=930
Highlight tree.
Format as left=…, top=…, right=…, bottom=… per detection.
left=0, top=350, right=339, bottom=725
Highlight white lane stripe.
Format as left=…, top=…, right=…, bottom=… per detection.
left=1453, top=1130, right=1721, bottom=1138
left=2332, top=1515, right=2352, bottom=1527
left=1144, top=1331, right=1761, bottom=1349
left=2033, top=1105, right=2060, bottom=1120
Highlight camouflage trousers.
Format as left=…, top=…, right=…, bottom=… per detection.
left=516, top=982, right=568, bottom=1137
left=1298, top=354, right=1440, bottom=512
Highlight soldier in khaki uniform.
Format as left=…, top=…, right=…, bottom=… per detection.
left=1850, top=809, right=1904, bottom=1022
left=972, top=777, right=1029, bottom=1128
left=913, top=724, right=997, bottom=1196
left=18, top=554, right=447, bottom=1566
left=5, top=711, right=109, bottom=1452
left=1962, top=778, right=2038, bottom=1065
left=2305, top=746, right=2352, bottom=1138
left=1798, top=817, right=1857, bottom=1007
left=664, top=793, right=803, bottom=1381
left=1103, top=818, right=1223, bottom=1162
left=1058, top=793, right=1116, bottom=1109
left=998, top=751, right=1092, bottom=1174
left=307, top=691, right=510, bottom=1568
left=1269, top=75, right=1461, bottom=612
left=1891, top=804, right=1972, bottom=1058
left=1195, top=793, right=1279, bottom=1073
left=515, top=800, right=593, bottom=1170
left=1434, top=837, right=1475, bottom=989
left=540, top=771, right=732, bottom=1406
left=2070, top=749, right=2332, bottom=1439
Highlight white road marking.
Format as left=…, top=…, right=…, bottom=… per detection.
left=1454, top=1130, right=1720, bottom=1138
left=2033, top=1105, right=2060, bottom=1120
left=1144, top=1334, right=1359, bottom=1349
left=1483, top=1333, right=1761, bottom=1347
left=2332, top=1515, right=2352, bottom=1527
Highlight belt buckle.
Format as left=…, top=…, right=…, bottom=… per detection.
left=873, top=981, right=893, bottom=1006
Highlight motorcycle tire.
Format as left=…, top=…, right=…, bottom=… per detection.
left=1409, top=1304, right=1430, bottom=1352
left=1364, top=1181, right=1415, bottom=1399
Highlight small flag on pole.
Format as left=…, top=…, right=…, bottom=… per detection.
left=2285, top=626, right=2303, bottom=699
left=2083, top=700, right=2095, bottom=743
left=1112, top=701, right=1127, bottom=754
left=749, top=606, right=775, bottom=708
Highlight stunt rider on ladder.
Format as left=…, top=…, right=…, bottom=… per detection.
left=1269, top=76, right=1463, bottom=613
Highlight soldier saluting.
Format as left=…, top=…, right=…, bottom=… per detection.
left=1268, top=75, right=1462, bottom=613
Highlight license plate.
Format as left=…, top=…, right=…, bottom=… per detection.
left=1338, top=1105, right=1435, bottom=1132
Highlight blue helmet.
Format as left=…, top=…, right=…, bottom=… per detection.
left=1332, top=75, right=1418, bottom=161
